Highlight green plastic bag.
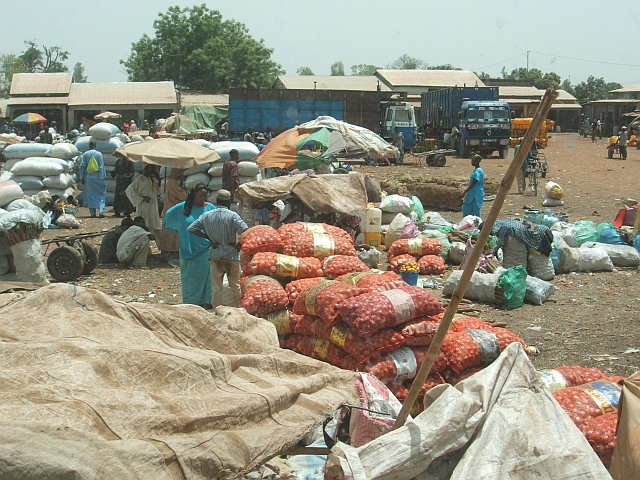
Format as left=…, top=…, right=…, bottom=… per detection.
left=496, top=265, right=527, bottom=309
left=596, top=222, right=614, bottom=238
left=411, top=195, right=425, bottom=220
left=575, top=220, right=598, bottom=246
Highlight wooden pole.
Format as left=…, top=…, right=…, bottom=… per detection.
left=392, top=89, right=559, bottom=430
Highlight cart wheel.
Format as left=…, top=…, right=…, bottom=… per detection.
left=333, top=168, right=348, bottom=174
left=434, top=153, right=447, bottom=167
left=426, top=156, right=435, bottom=166
left=607, top=147, right=614, bottom=159
left=47, top=245, right=85, bottom=282
left=80, top=241, right=98, bottom=275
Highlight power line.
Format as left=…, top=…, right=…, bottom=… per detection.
left=471, top=53, right=526, bottom=72
left=531, top=50, right=640, bottom=68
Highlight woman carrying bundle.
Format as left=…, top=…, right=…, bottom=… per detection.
left=164, top=183, right=215, bottom=307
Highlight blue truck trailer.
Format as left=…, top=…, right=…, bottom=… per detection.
left=421, top=87, right=512, bottom=159
left=229, top=88, right=416, bottom=149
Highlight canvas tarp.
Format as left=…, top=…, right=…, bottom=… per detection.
left=611, top=371, right=640, bottom=479
left=0, top=284, right=358, bottom=479
left=181, top=105, right=228, bottom=130
left=235, top=172, right=379, bottom=214
left=325, top=343, right=611, bottom=480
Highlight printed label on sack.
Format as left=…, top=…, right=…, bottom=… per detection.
left=314, top=338, right=330, bottom=360
left=537, top=369, right=569, bottom=393
left=304, top=280, right=334, bottom=316
left=339, top=272, right=372, bottom=285
left=330, top=323, right=349, bottom=349
left=407, top=238, right=423, bottom=256
left=387, top=347, right=417, bottom=383
left=276, top=254, right=299, bottom=278
left=267, top=309, right=290, bottom=335
left=577, top=381, right=622, bottom=414
left=242, top=275, right=277, bottom=291
left=381, top=289, right=416, bottom=324
left=313, top=233, right=335, bottom=258
left=304, top=223, right=326, bottom=234
left=467, top=329, right=500, bottom=365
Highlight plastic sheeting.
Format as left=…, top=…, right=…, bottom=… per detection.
left=325, top=343, right=612, bottom=480
left=611, top=371, right=640, bottom=479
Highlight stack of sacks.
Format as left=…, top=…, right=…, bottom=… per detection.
left=387, top=237, right=446, bottom=275
left=0, top=181, right=25, bottom=277
left=0, top=143, right=76, bottom=199
left=207, top=141, right=261, bottom=203
left=75, top=123, right=125, bottom=206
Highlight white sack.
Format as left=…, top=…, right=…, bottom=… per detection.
left=525, top=276, right=558, bottom=305
left=9, top=159, right=64, bottom=177
left=3, top=143, right=51, bottom=159
left=210, top=141, right=259, bottom=161
left=10, top=239, right=48, bottom=283
left=88, top=123, right=121, bottom=140
left=237, top=161, right=259, bottom=177
left=208, top=163, right=224, bottom=177
left=43, top=173, right=74, bottom=190
left=582, top=241, right=640, bottom=268
left=0, top=182, right=24, bottom=208
left=47, top=143, right=79, bottom=160
left=384, top=213, right=409, bottom=249
left=184, top=173, right=210, bottom=190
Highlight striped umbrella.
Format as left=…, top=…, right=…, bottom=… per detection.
left=13, top=112, right=47, bottom=124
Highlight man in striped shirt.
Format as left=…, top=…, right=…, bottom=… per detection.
left=188, top=189, right=248, bottom=309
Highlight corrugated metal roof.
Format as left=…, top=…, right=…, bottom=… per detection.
left=501, top=98, right=539, bottom=105
left=274, top=75, right=390, bottom=91
left=610, top=84, right=640, bottom=93
left=375, top=70, right=484, bottom=88
left=499, top=86, right=541, bottom=97
left=68, top=82, right=177, bottom=106
left=10, top=73, right=72, bottom=96
left=549, top=103, right=582, bottom=109
left=7, top=96, right=69, bottom=106
left=180, top=92, right=229, bottom=105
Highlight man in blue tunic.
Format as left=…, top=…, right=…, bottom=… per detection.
left=78, top=141, right=107, bottom=218
left=461, top=154, right=484, bottom=218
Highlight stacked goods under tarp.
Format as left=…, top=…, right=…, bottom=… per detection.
left=206, top=141, right=260, bottom=204
left=511, top=118, right=549, bottom=148
left=0, top=143, right=77, bottom=200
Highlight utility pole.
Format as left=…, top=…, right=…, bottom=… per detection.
left=526, top=51, right=530, bottom=71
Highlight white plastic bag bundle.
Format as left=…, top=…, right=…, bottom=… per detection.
left=527, top=248, right=555, bottom=281
left=10, top=239, right=48, bottom=283
left=48, top=143, right=79, bottom=160
left=380, top=194, right=413, bottom=214
left=551, top=222, right=577, bottom=247
left=457, top=215, right=482, bottom=233
left=421, top=211, right=453, bottom=230
left=576, top=246, right=613, bottom=272
left=384, top=213, right=409, bottom=249
left=582, top=241, right=640, bottom=268
left=357, top=247, right=381, bottom=269
left=525, top=276, right=558, bottom=305
left=238, top=161, right=259, bottom=177
left=184, top=173, right=210, bottom=190
left=188, top=139, right=212, bottom=148
left=542, top=194, right=564, bottom=207
left=5, top=199, right=41, bottom=213
left=442, top=268, right=503, bottom=304
left=55, top=214, right=81, bottom=229
left=210, top=141, right=259, bottom=162
left=88, top=123, right=121, bottom=140
left=448, top=241, right=466, bottom=265
left=545, top=181, right=564, bottom=200
left=10, top=159, right=64, bottom=177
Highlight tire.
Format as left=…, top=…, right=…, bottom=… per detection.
left=333, top=168, right=348, bottom=174
left=434, top=153, right=446, bottom=167
left=426, top=156, right=435, bottom=166
left=81, top=241, right=98, bottom=275
left=607, top=147, right=614, bottom=159
left=500, top=146, right=509, bottom=159
left=47, top=246, right=85, bottom=282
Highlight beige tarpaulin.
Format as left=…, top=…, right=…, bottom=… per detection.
left=0, top=284, right=358, bottom=479
left=114, top=138, right=221, bottom=169
left=611, top=371, right=640, bottom=479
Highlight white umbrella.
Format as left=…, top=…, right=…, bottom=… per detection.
left=94, top=111, right=122, bottom=120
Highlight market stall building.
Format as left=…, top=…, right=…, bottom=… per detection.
left=583, top=83, right=640, bottom=136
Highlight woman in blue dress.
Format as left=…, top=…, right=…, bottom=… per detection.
left=164, top=183, right=215, bottom=307
left=461, top=154, right=484, bottom=218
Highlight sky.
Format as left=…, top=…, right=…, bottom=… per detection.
left=5, top=1, right=640, bottom=88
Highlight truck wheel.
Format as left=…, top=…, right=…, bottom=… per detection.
left=47, top=246, right=84, bottom=282
left=607, top=147, right=614, bottom=159
left=81, top=241, right=98, bottom=275
left=500, top=146, right=509, bottom=159
left=434, top=153, right=446, bottom=167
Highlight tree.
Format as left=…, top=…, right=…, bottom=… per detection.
left=386, top=54, right=427, bottom=70
left=560, top=78, right=575, bottom=96
left=72, top=62, right=88, bottom=83
left=330, top=61, right=344, bottom=76
left=296, top=66, right=314, bottom=76
left=350, top=64, right=380, bottom=76
left=573, top=76, right=622, bottom=106
left=475, top=71, right=491, bottom=80
left=0, top=54, right=25, bottom=97
left=427, top=64, right=461, bottom=70
left=19, top=40, right=69, bottom=73
left=121, top=4, right=284, bottom=92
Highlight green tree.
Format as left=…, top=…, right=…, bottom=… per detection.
left=502, top=67, right=560, bottom=89
left=330, top=61, right=344, bottom=76
left=475, top=71, right=491, bottom=80
left=72, top=62, right=88, bottom=83
left=121, top=4, right=284, bottom=92
left=296, top=66, right=314, bottom=75
left=573, top=76, right=622, bottom=106
left=560, top=78, right=575, bottom=96
left=386, top=54, right=427, bottom=70
left=19, top=41, right=69, bottom=73
left=0, top=54, right=25, bottom=97
left=427, top=64, right=461, bottom=70
left=350, top=64, right=380, bottom=76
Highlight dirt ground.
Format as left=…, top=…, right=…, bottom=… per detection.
left=40, top=132, right=640, bottom=378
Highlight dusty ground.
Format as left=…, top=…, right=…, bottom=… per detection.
left=40, top=132, right=640, bottom=377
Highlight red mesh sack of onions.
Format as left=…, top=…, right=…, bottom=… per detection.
left=240, top=252, right=253, bottom=274
left=365, top=345, right=448, bottom=384
left=263, top=309, right=315, bottom=336
left=239, top=225, right=284, bottom=255
left=396, top=317, right=440, bottom=347
left=582, top=411, right=618, bottom=468
left=284, top=277, right=325, bottom=304
left=293, top=280, right=369, bottom=325
left=442, top=366, right=484, bottom=385
left=250, top=252, right=323, bottom=280
left=389, top=254, right=417, bottom=273
left=312, top=319, right=405, bottom=363
left=335, top=271, right=406, bottom=291
left=537, top=366, right=610, bottom=393
left=240, top=275, right=289, bottom=315
left=417, top=255, right=446, bottom=275
left=278, top=222, right=353, bottom=244
left=282, top=231, right=357, bottom=259
left=388, top=237, right=443, bottom=259
left=323, top=255, right=370, bottom=279
left=552, top=380, right=621, bottom=430
left=340, top=286, right=444, bottom=337
left=285, top=334, right=362, bottom=370
left=387, top=374, right=445, bottom=403
left=450, top=316, right=493, bottom=332
left=440, top=328, right=527, bottom=374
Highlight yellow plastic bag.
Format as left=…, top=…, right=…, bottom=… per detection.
left=86, top=155, right=100, bottom=174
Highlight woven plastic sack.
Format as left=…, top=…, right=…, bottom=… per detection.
left=365, top=345, right=448, bottom=384
left=293, top=280, right=369, bottom=325
left=207, top=163, right=224, bottom=176
left=88, top=123, right=121, bottom=140
left=496, top=265, right=527, bottom=309
left=284, top=334, right=362, bottom=371
left=527, top=248, right=554, bottom=281
left=576, top=246, right=614, bottom=272
left=380, top=194, right=413, bottom=214
left=210, top=141, right=259, bottom=162
left=583, top=242, right=640, bottom=267
left=335, top=271, right=405, bottom=291
left=0, top=254, right=9, bottom=275
left=552, top=380, right=621, bottom=430
left=545, top=181, right=564, bottom=200
left=524, top=276, right=558, bottom=305
left=264, top=309, right=315, bottom=336
left=340, top=286, right=443, bottom=337
left=239, top=225, right=284, bottom=255
left=3, top=143, right=51, bottom=159
left=74, top=136, right=124, bottom=154
left=12, top=175, right=44, bottom=190
left=240, top=275, right=289, bottom=315
left=249, top=252, right=323, bottom=280
left=396, top=318, right=439, bottom=346
left=387, top=237, right=443, bottom=259
left=442, top=269, right=502, bottom=304
left=47, top=143, right=79, bottom=160
left=417, top=255, right=445, bottom=275
left=575, top=220, right=598, bottom=246
left=312, top=320, right=405, bottom=363
left=322, top=255, right=370, bottom=279
left=537, top=366, right=609, bottom=393
left=184, top=173, right=210, bottom=190
left=10, top=159, right=64, bottom=177
left=502, top=236, right=528, bottom=269
left=278, top=222, right=352, bottom=244
left=282, top=230, right=356, bottom=259
left=10, top=239, right=48, bottom=283
left=389, top=254, right=417, bottom=273
left=284, top=277, right=325, bottom=304
left=237, top=161, right=259, bottom=177
left=583, top=411, right=617, bottom=468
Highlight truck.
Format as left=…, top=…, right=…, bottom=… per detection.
left=421, top=87, right=512, bottom=159
left=229, top=88, right=416, bottom=149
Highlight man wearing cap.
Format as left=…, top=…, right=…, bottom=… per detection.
left=618, top=126, right=628, bottom=160
left=187, top=189, right=248, bottom=309
left=461, top=154, right=485, bottom=218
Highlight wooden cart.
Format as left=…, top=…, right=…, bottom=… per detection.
left=42, top=231, right=105, bottom=282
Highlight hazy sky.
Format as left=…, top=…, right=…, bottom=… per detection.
left=5, top=1, right=640, bottom=88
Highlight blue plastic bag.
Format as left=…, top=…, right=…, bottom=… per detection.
left=598, top=228, right=625, bottom=245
